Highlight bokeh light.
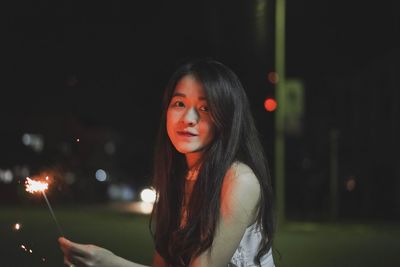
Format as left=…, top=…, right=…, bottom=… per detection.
left=264, top=98, right=278, bottom=112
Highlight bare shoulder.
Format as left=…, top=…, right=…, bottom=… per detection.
left=224, top=161, right=261, bottom=196
left=221, top=162, right=261, bottom=223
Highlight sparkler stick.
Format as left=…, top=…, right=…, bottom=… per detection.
left=25, top=177, right=64, bottom=236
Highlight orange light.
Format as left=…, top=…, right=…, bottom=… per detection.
left=264, top=98, right=277, bottom=112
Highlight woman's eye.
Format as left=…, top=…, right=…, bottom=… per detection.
left=171, top=101, right=185, bottom=108
left=199, top=105, right=209, bottom=112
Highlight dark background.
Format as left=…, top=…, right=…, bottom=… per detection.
left=1, top=0, right=399, bottom=220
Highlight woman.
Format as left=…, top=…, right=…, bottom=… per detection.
left=59, top=59, right=276, bottom=267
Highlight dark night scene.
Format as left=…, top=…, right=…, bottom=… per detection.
left=1, top=0, right=400, bottom=266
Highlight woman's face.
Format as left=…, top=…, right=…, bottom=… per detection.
left=166, top=75, right=216, bottom=161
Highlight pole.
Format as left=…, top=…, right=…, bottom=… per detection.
left=329, top=129, right=339, bottom=220
left=275, top=0, right=286, bottom=225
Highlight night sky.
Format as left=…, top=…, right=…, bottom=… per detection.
left=3, top=1, right=398, bottom=124
left=2, top=0, right=399, bottom=217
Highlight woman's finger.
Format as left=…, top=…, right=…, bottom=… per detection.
left=58, top=237, right=89, bottom=258
left=65, top=254, right=90, bottom=267
left=64, top=255, right=72, bottom=266
left=64, top=255, right=80, bottom=267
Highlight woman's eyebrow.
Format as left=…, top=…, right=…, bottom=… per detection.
left=172, top=92, right=206, bottom=100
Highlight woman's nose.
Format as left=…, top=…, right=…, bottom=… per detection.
left=182, top=108, right=199, bottom=126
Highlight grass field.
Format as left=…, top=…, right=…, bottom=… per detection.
left=1, top=204, right=399, bottom=267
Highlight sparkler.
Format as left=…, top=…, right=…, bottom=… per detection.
left=25, top=177, right=64, bottom=236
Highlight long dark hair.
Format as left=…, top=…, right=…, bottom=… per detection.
left=150, top=58, right=275, bottom=266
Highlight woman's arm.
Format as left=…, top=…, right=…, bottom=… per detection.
left=190, top=163, right=261, bottom=267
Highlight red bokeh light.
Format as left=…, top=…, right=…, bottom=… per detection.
left=264, top=98, right=277, bottom=112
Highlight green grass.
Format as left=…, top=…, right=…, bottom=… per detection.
left=1, top=205, right=400, bottom=266
left=273, top=221, right=400, bottom=267
left=1, top=205, right=154, bottom=267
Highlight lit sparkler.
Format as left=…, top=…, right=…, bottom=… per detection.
left=25, top=177, right=48, bottom=193
left=25, top=177, right=64, bottom=236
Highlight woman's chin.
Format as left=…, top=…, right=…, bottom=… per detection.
left=175, top=145, right=201, bottom=155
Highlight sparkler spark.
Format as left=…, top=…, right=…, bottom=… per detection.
left=24, top=176, right=64, bottom=236
left=14, top=223, right=21, bottom=230
left=20, top=244, right=47, bottom=261
left=25, top=177, right=48, bottom=193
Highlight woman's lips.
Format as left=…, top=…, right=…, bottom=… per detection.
left=177, top=131, right=198, bottom=137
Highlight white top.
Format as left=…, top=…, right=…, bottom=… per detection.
left=228, top=223, right=275, bottom=267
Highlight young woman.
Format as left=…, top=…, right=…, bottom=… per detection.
left=59, top=59, right=276, bottom=267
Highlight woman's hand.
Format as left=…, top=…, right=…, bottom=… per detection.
left=58, top=237, right=120, bottom=267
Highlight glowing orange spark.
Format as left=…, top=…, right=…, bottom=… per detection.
left=25, top=177, right=48, bottom=193
left=14, top=223, right=21, bottom=230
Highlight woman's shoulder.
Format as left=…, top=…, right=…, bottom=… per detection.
left=231, top=161, right=255, bottom=174
left=225, top=161, right=260, bottom=191
left=221, top=162, right=261, bottom=219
